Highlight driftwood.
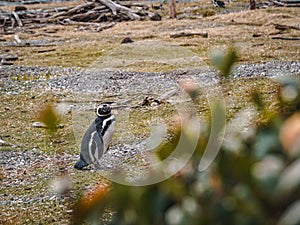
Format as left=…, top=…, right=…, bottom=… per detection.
left=170, top=31, right=208, bottom=38
left=0, top=54, right=18, bottom=65
left=48, top=1, right=96, bottom=19
left=61, top=19, right=115, bottom=31
left=256, top=0, right=300, bottom=8
left=271, top=36, right=300, bottom=40
left=12, top=11, right=23, bottom=27
left=0, top=0, right=162, bottom=34
left=268, top=0, right=300, bottom=7
left=273, top=23, right=300, bottom=31
left=98, top=0, right=141, bottom=20
left=14, top=34, right=22, bottom=44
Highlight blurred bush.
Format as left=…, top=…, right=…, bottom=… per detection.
left=72, top=49, right=300, bottom=225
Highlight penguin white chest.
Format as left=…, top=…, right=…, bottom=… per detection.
left=101, top=115, right=115, bottom=153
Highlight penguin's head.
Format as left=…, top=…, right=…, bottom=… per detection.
left=96, top=103, right=111, bottom=117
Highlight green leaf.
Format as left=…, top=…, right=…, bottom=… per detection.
left=251, top=91, right=265, bottom=111
left=37, top=102, right=59, bottom=132
left=212, top=48, right=238, bottom=78
left=278, top=200, right=300, bottom=225
left=276, top=158, right=300, bottom=196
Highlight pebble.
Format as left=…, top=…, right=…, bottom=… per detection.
left=32, top=121, right=47, bottom=128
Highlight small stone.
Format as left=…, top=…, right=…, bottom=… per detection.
left=1, top=59, right=13, bottom=66
left=32, top=121, right=47, bottom=128
left=121, top=37, right=134, bottom=44
left=15, top=6, right=27, bottom=12
left=32, top=121, right=64, bottom=129
left=150, top=13, right=162, bottom=21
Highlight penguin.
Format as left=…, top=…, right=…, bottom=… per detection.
left=74, top=103, right=115, bottom=170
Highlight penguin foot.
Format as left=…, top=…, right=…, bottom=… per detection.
left=74, top=160, right=89, bottom=170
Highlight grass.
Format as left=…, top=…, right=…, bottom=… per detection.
left=0, top=91, right=76, bottom=154
left=0, top=74, right=287, bottom=225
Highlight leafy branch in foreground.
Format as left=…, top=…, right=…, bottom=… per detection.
left=71, top=48, right=300, bottom=225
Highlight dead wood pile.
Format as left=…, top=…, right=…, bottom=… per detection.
left=0, top=0, right=162, bottom=33
left=267, top=0, right=300, bottom=7
left=258, top=0, right=300, bottom=8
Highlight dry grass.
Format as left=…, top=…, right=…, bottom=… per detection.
left=1, top=0, right=299, bottom=68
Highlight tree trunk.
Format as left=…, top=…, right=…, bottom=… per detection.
left=249, top=0, right=256, bottom=10
left=169, top=0, right=176, bottom=19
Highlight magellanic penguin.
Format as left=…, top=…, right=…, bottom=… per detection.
left=74, top=103, right=115, bottom=170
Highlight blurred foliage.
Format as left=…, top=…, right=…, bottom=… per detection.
left=212, top=48, right=238, bottom=79
left=37, top=102, right=60, bottom=133
left=72, top=49, right=300, bottom=225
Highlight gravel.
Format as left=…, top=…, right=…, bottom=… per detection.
left=232, top=61, right=300, bottom=78
left=0, top=150, right=71, bottom=205
left=1, top=61, right=299, bottom=95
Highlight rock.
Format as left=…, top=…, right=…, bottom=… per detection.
left=141, top=96, right=164, bottom=107
left=1, top=59, right=14, bottom=66
left=0, top=54, right=18, bottom=65
left=121, top=37, right=134, bottom=44
left=32, top=121, right=64, bottom=129
left=0, top=138, right=15, bottom=147
left=32, top=121, right=47, bottom=128
left=15, top=6, right=27, bottom=12
left=150, top=13, right=162, bottom=21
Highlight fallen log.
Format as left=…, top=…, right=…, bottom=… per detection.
left=170, top=31, right=208, bottom=38
left=69, top=11, right=99, bottom=22
left=48, top=1, right=96, bottom=19
left=36, top=49, right=56, bottom=53
left=271, top=36, right=300, bottom=40
left=60, top=18, right=102, bottom=26
left=97, top=0, right=141, bottom=20
left=43, top=6, right=74, bottom=14
left=61, top=18, right=115, bottom=30
left=273, top=23, right=300, bottom=31
left=268, top=0, right=300, bottom=6
left=0, top=16, right=8, bottom=28
left=0, top=54, right=18, bottom=61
